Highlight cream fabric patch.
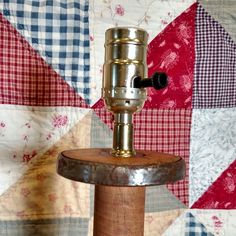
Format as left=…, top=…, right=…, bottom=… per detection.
left=89, top=0, right=195, bottom=105
left=0, top=110, right=92, bottom=220
left=190, top=108, right=236, bottom=206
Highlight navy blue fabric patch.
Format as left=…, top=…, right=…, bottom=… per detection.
left=1, top=0, right=91, bottom=104
left=185, top=212, right=214, bottom=236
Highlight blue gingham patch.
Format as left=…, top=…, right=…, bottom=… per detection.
left=185, top=212, right=214, bottom=236
left=1, top=0, right=91, bottom=104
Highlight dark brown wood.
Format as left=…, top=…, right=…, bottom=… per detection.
left=93, top=185, right=145, bottom=236
left=57, top=148, right=185, bottom=186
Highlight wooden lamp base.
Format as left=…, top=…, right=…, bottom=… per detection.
left=57, top=148, right=185, bottom=236
left=94, top=186, right=145, bottom=236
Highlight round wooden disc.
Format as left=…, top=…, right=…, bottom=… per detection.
left=57, top=148, right=185, bottom=186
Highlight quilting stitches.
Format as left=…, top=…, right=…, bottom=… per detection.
left=193, top=4, right=236, bottom=108
left=1, top=0, right=91, bottom=104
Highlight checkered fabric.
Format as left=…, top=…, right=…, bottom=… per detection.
left=185, top=212, right=214, bottom=236
left=1, top=0, right=91, bottom=104
left=93, top=107, right=113, bottom=130
left=93, top=108, right=191, bottom=205
left=193, top=4, right=236, bottom=108
left=0, top=12, right=88, bottom=107
left=134, top=109, right=192, bottom=205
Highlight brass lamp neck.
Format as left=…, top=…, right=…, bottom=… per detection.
left=112, top=113, right=135, bottom=157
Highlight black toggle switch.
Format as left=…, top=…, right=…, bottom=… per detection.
left=133, top=72, right=168, bottom=90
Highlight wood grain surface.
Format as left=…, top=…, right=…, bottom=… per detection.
left=61, top=148, right=180, bottom=165
left=93, top=185, right=145, bottom=236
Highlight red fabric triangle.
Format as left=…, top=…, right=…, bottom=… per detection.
left=145, top=3, right=196, bottom=108
left=92, top=5, right=197, bottom=205
left=92, top=107, right=191, bottom=206
left=92, top=99, right=105, bottom=109
left=93, top=3, right=196, bottom=109
left=0, top=13, right=88, bottom=108
left=191, top=159, right=236, bottom=209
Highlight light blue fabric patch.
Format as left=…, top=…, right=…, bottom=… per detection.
left=0, top=218, right=89, bottom=236
left=145, top=185, right=186, bottom=213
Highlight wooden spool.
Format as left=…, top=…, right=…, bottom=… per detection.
left=57, top=148, right=185, bottom=236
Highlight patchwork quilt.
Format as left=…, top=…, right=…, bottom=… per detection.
left=0, top=0, right=235, bottom=235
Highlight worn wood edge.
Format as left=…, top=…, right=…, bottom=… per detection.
left=57, top=149, right=186, bottom=187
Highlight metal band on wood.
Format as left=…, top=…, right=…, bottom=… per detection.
left=57, top=148, right=185, bottom=186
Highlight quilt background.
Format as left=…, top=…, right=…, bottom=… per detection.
left=0, top=0, right=235, bottom=235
